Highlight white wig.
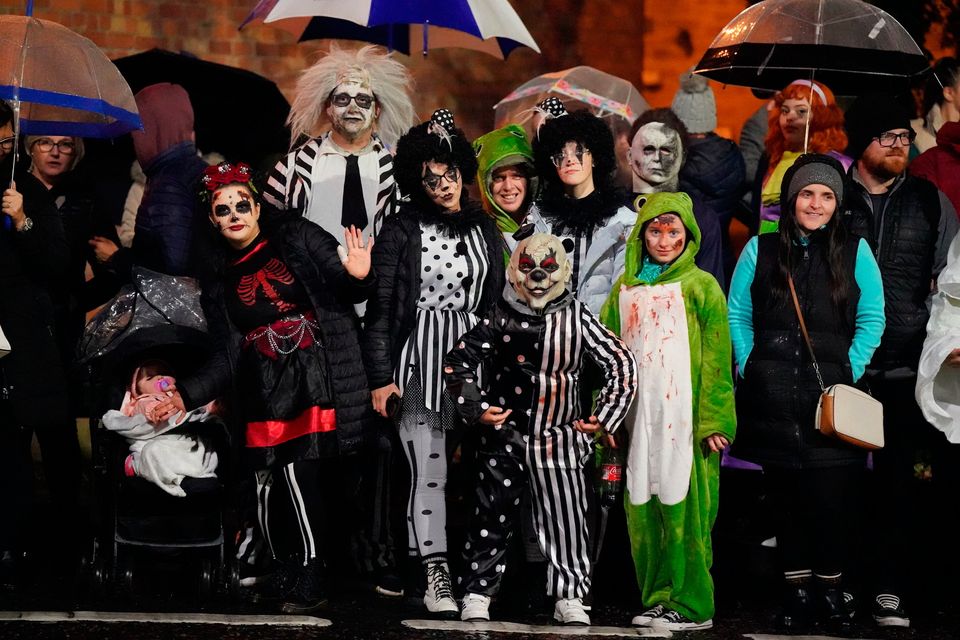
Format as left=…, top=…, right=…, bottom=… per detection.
left=288, top=44, right=416, bottom=150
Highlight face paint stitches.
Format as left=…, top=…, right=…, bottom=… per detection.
left=508, top=233, right=572, bottom=311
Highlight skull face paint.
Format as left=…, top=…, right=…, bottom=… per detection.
left=630, top=123, right=683, bottom=193
left=508, top=233, right=572, bottom=311
left=326, top=74, right=378, bottom=143
left=643, top=213, right=687, bottom=265
left=209, top=183, right=261, bottom=250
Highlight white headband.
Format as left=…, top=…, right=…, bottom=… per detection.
left=787, top=79, right=827, bottom=106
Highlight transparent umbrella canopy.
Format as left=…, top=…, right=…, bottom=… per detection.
left=694, top=0, right=928, bottom=95
left=493, top=66, right=649, bottom=134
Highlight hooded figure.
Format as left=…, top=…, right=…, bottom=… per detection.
left=473, top=124, right=537, bottom=238
left=445, top=233, right=637, bottom=626
left=600, top=191, right=736, bottom=631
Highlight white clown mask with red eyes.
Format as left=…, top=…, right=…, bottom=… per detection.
left=508, top=233, right=572, bottom=311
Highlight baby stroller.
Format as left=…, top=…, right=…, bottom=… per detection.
left=77, top=268, right=238, bottom=605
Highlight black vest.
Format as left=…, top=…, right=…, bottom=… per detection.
left=842, top=175, right=941, bottom=370
left=733, top=232, right=866, bottom=469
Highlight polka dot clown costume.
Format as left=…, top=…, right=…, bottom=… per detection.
left=444, top=232, right=637, bottom=625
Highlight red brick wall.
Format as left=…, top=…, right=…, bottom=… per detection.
left=14, top=0, right=931, bottom=146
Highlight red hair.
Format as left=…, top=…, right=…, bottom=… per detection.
left=765, top=80, right=847, bottom=175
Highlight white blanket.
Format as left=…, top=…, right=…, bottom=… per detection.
left=917, top=233, right=960, bottom=443
left=101, top=408, right=218, bottom=497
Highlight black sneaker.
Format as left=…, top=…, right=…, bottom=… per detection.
left=372, top=567, right=404, bottom=598
left=650, top=609, right=713, bottom=631
left=247, top=564, right=294, bottom=603
left=777, top=584, right=813, bottom=631
left=873, top=593, right=910, bottom=628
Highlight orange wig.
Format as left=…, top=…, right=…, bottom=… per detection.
left=765, top=80, right=848, bottom=176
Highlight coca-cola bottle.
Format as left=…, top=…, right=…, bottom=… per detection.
left=597, top=442, right=625, bottom=508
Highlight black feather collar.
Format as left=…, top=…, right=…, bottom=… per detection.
left=401, top=198, right=488, bottom=238
left=536, top=187, right=627, bottom=236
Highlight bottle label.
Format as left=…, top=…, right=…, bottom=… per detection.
left=600, top=464, right=623, bottom=482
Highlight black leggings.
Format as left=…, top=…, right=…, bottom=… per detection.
left=764, top=465, right=862, bottom=577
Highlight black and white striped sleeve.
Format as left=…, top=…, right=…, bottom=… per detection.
left=263, top=152, right=295, bottom=210
left=443, top=316, right=498, bottom=426
left=579, top=302, right=637, bottom=434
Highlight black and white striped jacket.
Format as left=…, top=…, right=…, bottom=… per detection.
left=263, top=132, right=397, bottom=237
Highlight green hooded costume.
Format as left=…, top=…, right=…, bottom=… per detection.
left=599, top=191, right=736, bottom=624
left=472, top=124, right=536, bottom=236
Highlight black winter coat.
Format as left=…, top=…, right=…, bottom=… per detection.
left=179, top=216, right=378, bottom=457
left=679, top=132, right=746, bottom=228
left=732, top=232, right=867, bottom=469
left=362, top=202, right=506, bottom=390
left=0, top=163, right=71, bottom=428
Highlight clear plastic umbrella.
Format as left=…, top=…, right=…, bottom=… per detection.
left=0, top=15, right=141, bottom=182
left=493, top=66, right=649, bottom=133
left=693, top=0, right=928, bottom=95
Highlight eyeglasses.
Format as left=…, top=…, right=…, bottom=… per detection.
left=874, top=131, right=916, bottom=147
left=32, top=138, right=76, bottom=154
left=550, top=144, right=590, bottom=168
left=0, top=136, right=14, bottom=152
left=330, top=92, right=375, bottom=109
left=422, top=166, right=460, bottom=191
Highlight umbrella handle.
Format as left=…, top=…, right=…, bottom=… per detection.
left=803, top=70, right=814, bottom=154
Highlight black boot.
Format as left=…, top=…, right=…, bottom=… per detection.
left=815, top=575, right=853, bottom=630
left=777, top=583, right=813, bottom=631
left=281, top=558, right=327, bottom=614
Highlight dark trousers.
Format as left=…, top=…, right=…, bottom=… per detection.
left=0, top=401, right=82, bottom=553
left=352, top=432, right=397, bottom=575
left=867, top=376, right=960, bottom=602
left=764, top=465, right=862, bottom=577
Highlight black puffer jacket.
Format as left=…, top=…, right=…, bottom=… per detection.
left=362, top=201, right=506, bottom=390
left=0, top=163, right=71, bottom=428
left=842, top=173, right=942, bottom=371
left=179, top=216, right=378, bottom=456
left=732, top=232, right=867, bottom=469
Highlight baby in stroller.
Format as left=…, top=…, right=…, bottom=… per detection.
left=102, top=357, right=218, bottom=497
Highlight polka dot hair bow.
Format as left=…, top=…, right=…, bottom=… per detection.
left=534, top=97, right=569, bottom=139
left=428, top=108, right=456, bottom=151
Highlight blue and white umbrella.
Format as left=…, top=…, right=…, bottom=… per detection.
left=241, top=0, right=540, bottom=59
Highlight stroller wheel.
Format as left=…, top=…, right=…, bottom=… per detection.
left=198, top=559, right=215, bottom=603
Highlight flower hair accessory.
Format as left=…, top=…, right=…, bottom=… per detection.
left=200, top=161, right=257, bottom=202
left=427, top=108, right=455, bottom=152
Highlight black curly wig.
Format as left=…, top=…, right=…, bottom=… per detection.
left=393, top=118, right=478, bottom=212
left=533, top=109, right=617, bottom=197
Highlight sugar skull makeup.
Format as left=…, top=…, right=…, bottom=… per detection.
left=209, top=183, right=261, bottom=249
left=643, top=213, right=686, bottom=265
left=630, top=123, right=682, bottom=190
left=327, top=74, right=377, bottom=141
left=508, top=233, right=572, bottom=311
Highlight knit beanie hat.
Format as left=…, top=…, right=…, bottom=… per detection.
left=784, top=153, right=845, bottom=206
left=844, top=93, right=913, bottom=160
left=670, top=71, right=717, bottom=134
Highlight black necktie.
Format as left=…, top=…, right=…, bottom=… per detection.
left=342, top=155, right=367, bottom=229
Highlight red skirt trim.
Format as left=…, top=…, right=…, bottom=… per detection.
left=246, top=406, right=337, bottom=448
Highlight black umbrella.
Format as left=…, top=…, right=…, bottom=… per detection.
left=694, top=0, right=929, bottom=95
left=111, top=49, right=290, bottom=167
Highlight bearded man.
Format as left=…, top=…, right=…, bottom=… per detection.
left=627, top=108, right=725, bottom=287
left=264, top=45, right=415, bottom=239
left=842, top=94, right=959, bottom=629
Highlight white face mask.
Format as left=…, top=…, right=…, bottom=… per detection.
left=508, top=233, right=572, bottom=311
left=630, top=123, right=683, bottom=192
left=326, top=79, right=377, bottom=140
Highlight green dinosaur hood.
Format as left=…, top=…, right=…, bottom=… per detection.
left=472, top=124, right=537, bottom=234
left=623, top=191, right=701, bottom=285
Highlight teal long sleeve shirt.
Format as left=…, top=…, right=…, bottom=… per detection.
left=727, top=236, right=885, bottom=382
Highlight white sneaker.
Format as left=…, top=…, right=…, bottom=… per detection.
left=553, top=597, right=591, bottom=625
left=631, top=603, right=666, bottom=626
left=423, top=560, right=458, bottom=616
left=461, top=592, right=491, bottom=621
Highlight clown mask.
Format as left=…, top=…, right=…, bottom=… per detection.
left=326, top=72, right=378, bottom=142
left=629, top=122, right=683, bottom=193
left=508, top=233, right=572, bottom=311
